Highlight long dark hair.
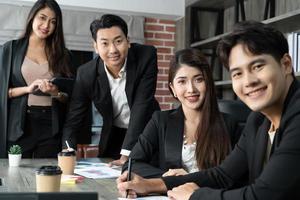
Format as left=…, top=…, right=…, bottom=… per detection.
left=22, top=0, right=72, bottom=76
left=168, top=48, right=230, bottom=169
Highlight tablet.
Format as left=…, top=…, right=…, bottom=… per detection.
left=50, top=77, right=75, bottom=93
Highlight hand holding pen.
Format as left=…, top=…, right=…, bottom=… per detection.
left=116, top=157, right=136, bottom=198
left=117, top=158, right=156, bottom=198
left=126, top=157, right=133, bottom=198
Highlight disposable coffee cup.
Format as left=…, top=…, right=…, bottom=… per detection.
left=36, top=165, right=62, bottom=192
left=58, top=149, right=76, bottom=175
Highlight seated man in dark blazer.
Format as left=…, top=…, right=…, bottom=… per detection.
left=117, top=21, right=300, bottom=199
left=62, top=14, right=160, bottom=165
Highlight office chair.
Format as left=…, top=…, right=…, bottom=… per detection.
left=218, top=99, right=251, bottom=123
left=77, top=144, right=99, bottom=159
left=218, top=99, right=251, bottom=144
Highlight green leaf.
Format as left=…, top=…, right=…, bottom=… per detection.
left=8, top=145, right=22, bottom=154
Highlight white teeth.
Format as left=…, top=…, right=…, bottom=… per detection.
left=247, top=88, right=264, bottom=97
left=109, top=56, right=120, bottom=60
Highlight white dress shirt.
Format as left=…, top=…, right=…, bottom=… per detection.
left=264, top=127, right=276, bottom=165
left=104, top=60, right=131, bottom=156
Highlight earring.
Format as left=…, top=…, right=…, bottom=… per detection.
left=174, top=94, right=177, bottom=98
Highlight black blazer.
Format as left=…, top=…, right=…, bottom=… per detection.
left=123, top=106, right=239, bottom=178
left=62, top=43, right=160, bottom=156
left=0, top=38, right=75, bottom=158
left=163, top=80, right=300, bottom=200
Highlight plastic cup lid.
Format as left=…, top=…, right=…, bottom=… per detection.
left=36, top=165, right=62, bottom=175
left=58, top=149, right=76, bottom=156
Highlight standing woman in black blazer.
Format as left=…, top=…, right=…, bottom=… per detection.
left=123, top=48, right=238, bottom=178
left=0, top=0, right=74, bottom=158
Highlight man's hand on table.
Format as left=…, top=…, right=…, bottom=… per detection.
left=108, top=155, right=128, bottom=167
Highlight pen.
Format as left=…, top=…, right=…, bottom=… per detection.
left=126, top=157, right=132, bottom=198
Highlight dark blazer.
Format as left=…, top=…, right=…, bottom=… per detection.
left=0, top=38, right=74, bottom=158
left=163, top=80, right=300, bottom=200
left=123, top=106, right=238, bottom=178
left=62, top=43, right=160, bottom=156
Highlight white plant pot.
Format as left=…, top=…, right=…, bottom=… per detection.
left=8, top=154, right=22, bottom=167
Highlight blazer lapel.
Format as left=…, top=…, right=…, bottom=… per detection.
left=165, top=107, right=185, bottom=168
left=95, top=58, right=113, bottom=114
left=94, top=58, right=114, bottom=153
left=13, top=39, right=28, bottom=86
left=125, top=49, right=136, bottom=107
left=251, top=119, right=269, bottom=181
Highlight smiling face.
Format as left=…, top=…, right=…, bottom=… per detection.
left=93, top=26, right=130, bottom=71
left=170, top=64, right=206, bottom=112
left=229, top=44, right=293, bottom=116
left=31, top=6, right=56, bottom=40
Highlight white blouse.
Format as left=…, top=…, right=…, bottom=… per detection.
left=182, top=142, right=198, bottom=173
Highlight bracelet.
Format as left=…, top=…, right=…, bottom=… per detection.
left=51, top=92, right=62, bottom=98
left=8, top=88, right=13, bottom=98
left=51, top=92, right=68, bottom=99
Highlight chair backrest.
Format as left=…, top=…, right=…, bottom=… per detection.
left=218, top=99, right=251, bottom=125
left=77, top=144, right=99, bottom=159
left=218, top=99, right=251, bottom=144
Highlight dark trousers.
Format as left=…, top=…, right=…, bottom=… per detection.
left=8, top=106, right=61, bottom=158
left=102, top=126, right=127, bottom=159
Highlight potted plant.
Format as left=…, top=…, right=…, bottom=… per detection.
left=8, top=145, right=22, bottom=167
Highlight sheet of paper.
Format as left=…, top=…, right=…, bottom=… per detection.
left=118, top=196, right=168, bottom=200
left=74, top=161, right=121, bottom=179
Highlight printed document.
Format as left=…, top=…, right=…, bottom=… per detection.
left=74, top=161, right=121, bottom=179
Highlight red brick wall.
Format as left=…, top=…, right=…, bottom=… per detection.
left=144, top=18, right=176, bottom=110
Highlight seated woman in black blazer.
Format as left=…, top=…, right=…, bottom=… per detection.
left=123, top=48, right=238, bottom=178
